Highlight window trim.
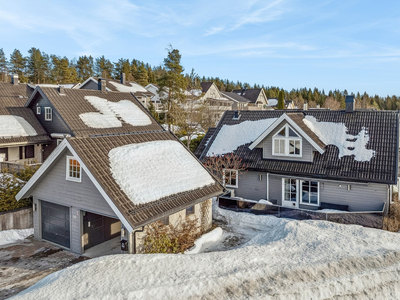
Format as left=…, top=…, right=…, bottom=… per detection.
left=44, top=107, right=52, bottom=121
left=36, top=106, right=41, bottom=115
left=223, top=169, right=239, bottom=188
left=272, top=124, right=302, bottom=157
left=300, top=180, right=320, bottom=206
left=66, top=156, right=82, bottom=183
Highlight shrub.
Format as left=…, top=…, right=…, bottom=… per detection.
left=384, top=200, right=400, bottom=232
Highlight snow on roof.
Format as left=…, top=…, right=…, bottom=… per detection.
left=303, top=115, right=375, bottom=162
left=14, top=206, right=400, bottom=299
left=267, top=99, right=278, bottom=106
left=0, top=116, right=37, bottom=138
left=79, top=96, right=151, bottom=128
left=109, top=81, right=148, bottom=93
left=109, top=140, right=215, bottom=204
left=207, top=118, right=277, bottom=156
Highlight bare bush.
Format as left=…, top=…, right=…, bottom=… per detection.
left=383, top=200, right=400, bottom=232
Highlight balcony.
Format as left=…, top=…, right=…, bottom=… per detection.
left=218, top=194, right=386, bottom=229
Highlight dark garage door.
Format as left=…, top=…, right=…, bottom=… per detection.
left=83, top=212, right=120, bottom=250
left=41, top=201, right=70, bottom=248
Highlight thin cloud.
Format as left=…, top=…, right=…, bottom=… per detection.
left=204, top=27, right=225, bottom=36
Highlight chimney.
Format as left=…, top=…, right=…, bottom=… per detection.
left=303, top=103, right=308, bottom=110
left=120, top=73, right=126, bottom=85
left=233, top=110, right=240, bottom=120
left=58, top=86, right=65, bottom=95
left=11, top=73, right=19, bottom=85
left=345, top=95, right=355, bottom=113
left=98, top=78, right=106, bottom=93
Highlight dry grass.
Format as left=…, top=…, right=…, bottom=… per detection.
left=383, top=199, right=400, bottom=232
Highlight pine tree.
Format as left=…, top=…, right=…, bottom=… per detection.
left=95, top=56, right=113, bottom=78
left=9, top=49, right=28, bottom=82
left=113, top=58, right=131, bottom=80
left=76, top=55, right=94, bottom=81
left=136, top=64, right=148, bottom=86
left=27, top=48, right=50, bottom=84
left=278, top=90, right=285, bottom=109
left=0, top=48, right=8, bottom=82
left=130, top=59, right=139, bottom=81
left=51, top=55, right=78, bottom=83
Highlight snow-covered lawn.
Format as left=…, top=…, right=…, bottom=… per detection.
left=11, top=203, right=400, bottom=299
left=0, top=228, right=33, bottom=246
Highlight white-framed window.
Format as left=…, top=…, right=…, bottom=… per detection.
left=272, top=124, right=302, bottom=157
left=45, top=107, right=52, bottom=121
left=223, top=169, right=238, bottom=188
left=66, top=156, right=81, bottom=182
left=36, top=106, right=41, bottom=115
left=300, top=180, right=319, bottom=206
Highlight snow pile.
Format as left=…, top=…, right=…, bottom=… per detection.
left=109, top=81, right=148, bottom=93
left=267, top=98, right=278, bottom=106
left=207, top=118, right=277, bottom=156
left=303, top=115, right=375, bottom=161
left=185, top=227, right=223, bottom=254
left=0, top=173, right=25, bottom=188
left=79, top=96, right=151, bottom=128
left=0, top=116, right=37, bottom=138
left=0, top=228, right=33, bottom=246
left=13, top=209, right=400, bottom=300
left=109, top=140, right=215, bottom=204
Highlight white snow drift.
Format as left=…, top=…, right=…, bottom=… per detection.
left=12, top=208, right=400, bottom=300
left=79, top=96, right=151, bottom=128
left=0, top=116, right=37, bottom=138
left=0, top=228, right=33, bottom=246
left=207, top=118, right=277, bottom=156
left=109, top=81, right=149, bottom=93
left=303, top=115, right=375, bottom=161
left=109, top=140, right=215, bottom=204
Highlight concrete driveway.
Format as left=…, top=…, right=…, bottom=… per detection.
left=0, top=236, right=89, bottom=299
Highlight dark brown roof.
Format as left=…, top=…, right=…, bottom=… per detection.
left=0, top=82, right=34, bottom=108
left=220, top=91, right=251, bottom=103
left=194, top=127, right=216, bottom=158
left=68, top=131, right=223, bottom=229
left=200, top=110, right=399, bottom=184
left=34, top=87, right=163, bottom=137
left=0, top=107, right=50, bottom=145
left=286, top=113, right=325, bottom=150
left=201, top=82, right=213, bottom=94
left=231, top=88, right=262, bottom=103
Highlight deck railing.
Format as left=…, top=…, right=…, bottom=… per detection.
left=218, top=196, right=385, bottom=229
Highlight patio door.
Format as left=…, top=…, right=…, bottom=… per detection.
left=282, top=178, right=299, bottom=208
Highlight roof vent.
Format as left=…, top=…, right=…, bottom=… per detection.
left=11, top=73, right=19, bottom=85
left=345, top=95, right=355, bottom=113
left=98, top=78, right=106, bottom=93
left=303, top=103, right=308, bottom=110
left=121, top=73, right=126, bottom=85
left=233, top=110, right=241, bottom=120
left=58, top=86, right=65, bottom=95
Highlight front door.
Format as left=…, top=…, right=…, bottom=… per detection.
left=282, top=178, right=299, bottom=208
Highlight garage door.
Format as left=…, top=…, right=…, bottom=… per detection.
left=41, top=201, right=70, bottom=248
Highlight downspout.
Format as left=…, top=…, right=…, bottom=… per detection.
left=132, top=227, right=144, bottom=254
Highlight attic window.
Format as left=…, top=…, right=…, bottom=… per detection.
left=272, top=124, right=302, bottom=157
left=66, top=156, right=81, bottom=182
left=36, top=106, right=41, bottom=115
left=45, top=107, right=52, bottom=121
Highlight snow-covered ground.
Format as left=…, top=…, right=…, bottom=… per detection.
left=0, top=228, right=33, bottom=246
left=11, top=200, right=400, bottom=299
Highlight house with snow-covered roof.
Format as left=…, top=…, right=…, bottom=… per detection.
left=16, top=93, right=223, bottom=255
left=197, top=96, right=399, bottom=228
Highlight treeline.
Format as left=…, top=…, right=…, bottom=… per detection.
left=0, top=47, right=398, bottom=111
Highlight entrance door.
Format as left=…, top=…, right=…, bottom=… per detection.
left=282, top=178, right=299, bottom=208
left=41, top=201, right=70, bottom=248
left=83, top=212, right=120, bottom=250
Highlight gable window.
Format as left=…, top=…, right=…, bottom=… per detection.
left=45, top=107, right=52, bottom=121
left=186, top=206, right=195, bottom=216
left=224, top=169, right=238, bottom=188
left=301, top=181, right=319, bottom=206
left=272, top=124, right=302, bottom=157
left=66, top=156, right=81, bottom=182
left=36, top=106, right=41, bottom=115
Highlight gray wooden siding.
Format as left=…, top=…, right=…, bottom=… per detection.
left=268, top=175, right=282, bottom=205
left=80, top=80, right=98, bottom=90
left=70, top=207, right=81, bottom=253
left=234, top=171, right=268, bottom=200
left=30, top=94, right=72, bottom=134
left=259, top=120, right=314, bottom=162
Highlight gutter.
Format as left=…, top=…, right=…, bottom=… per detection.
left=50, top=133, right=71, bottom=139
left=133, top=226, right=144, bottom=254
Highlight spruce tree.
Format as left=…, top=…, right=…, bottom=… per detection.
left=0, top=48, right=8, bottom=82
left=136, top=64, right=148, bottom=86
left=76, top=55, right=94, bottom=81
left=278, top=90, right=285, bottom=109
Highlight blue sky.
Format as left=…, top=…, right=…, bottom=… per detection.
left=1, top=0, right=399, bottom=96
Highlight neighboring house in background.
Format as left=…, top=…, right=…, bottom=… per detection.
left=16, top=101, right=223, bottom=255
left=145, top=83, right=166, bottom=112
left=197, top=96, right=398, bottom=227
left=0, top=74, right=35, bottom=108
left=220, top=91, right=252, bottom=110
left=231, top=87, right=269, bottom=110
left=78, top=74, right=153, bottom=109
left=267, top=98, right=295, bottom=109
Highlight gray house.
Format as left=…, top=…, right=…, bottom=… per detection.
left=197, top=96, right=399, bottom=221
left=16, top=86, right=223, bottom=255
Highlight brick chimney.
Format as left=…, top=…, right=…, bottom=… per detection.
left=345, top=95, right=355, bottom=113
left=98, top=78, right=106, bottom=93
left=120, top=73, right=126, bottom=85
left=11, top=74, right=19, bottom=85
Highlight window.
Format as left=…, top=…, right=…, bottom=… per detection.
left=36, top=106, right=41, bottom=115
left=186, top=206, right=195, bottom=216
left=66, top=156, right=81, bottom=182
left=224, top=169, right=238, bottom=188
left=45, top=107, right=52, bottom=121
left=25, top=145, right=35, bottom=159
left=301, top=181, right=319, bottom=205
left=284, top=178, right=297, bottom=203
left=272, top=124, right=302, bottom=157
